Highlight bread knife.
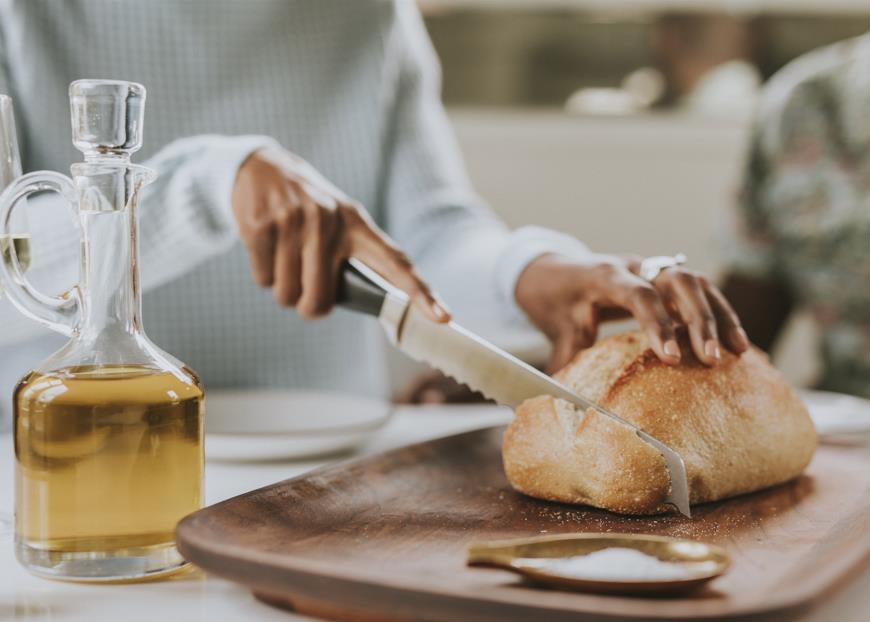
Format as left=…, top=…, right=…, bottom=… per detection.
left=336, top=259, right=691, bottom=518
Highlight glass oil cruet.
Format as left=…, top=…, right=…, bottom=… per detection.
left=0, top=80, right=204, bottom=581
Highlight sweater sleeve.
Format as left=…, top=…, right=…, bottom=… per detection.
left=379, top=3, right=590, bottom=342
left=0, top=134, right=277, bottom=346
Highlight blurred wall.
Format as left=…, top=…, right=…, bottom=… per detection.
left=451, top=110, right=745, bottom=275
left=425, top=10, right=870, bottom=107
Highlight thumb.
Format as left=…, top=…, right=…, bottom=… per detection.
left=547, top=309, right=598, bottom=374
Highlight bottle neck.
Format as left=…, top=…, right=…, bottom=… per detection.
left=78, top=200, right=143, bottom=341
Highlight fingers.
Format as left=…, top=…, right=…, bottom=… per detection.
left=272, top=209, right=302, bottom=306
left=548, top=303, right=598, bottom=373
left=370, top=243, right=450, bottom=323
left=239, top=213, right=277, bottom=288
left=296, top=193, right=340, bottom=319
left=615, top=276, right=681, bottom=365
left=235, top=150, right=448, bottom=323
left=266, top=192, right=447, bottom=323
left=233, top=152, right=277, bottom=287
left=348, top=208, right=450, bottom=323
left=513, top=250, right=747, bottom=369
left=267, top=179, right=339, bottom=316
left=664, top=271, right=721, bottom=365
left=704, top=281, right=750, bottom=354
left=270, top=181, right=304, bottom=306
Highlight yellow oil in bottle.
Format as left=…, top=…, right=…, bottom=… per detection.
left=14, top=364, right=203, bottom=579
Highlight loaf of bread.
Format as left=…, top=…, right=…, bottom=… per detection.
left=502, top=330, right=817, bottom=515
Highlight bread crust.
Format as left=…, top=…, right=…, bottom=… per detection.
left=502, top=331, right=817, bottom=515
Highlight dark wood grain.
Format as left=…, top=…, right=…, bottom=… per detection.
left=176, top=427, right=870, bottom=621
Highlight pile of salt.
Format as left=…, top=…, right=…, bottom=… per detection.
left=523, top=547, right=717, bottom=582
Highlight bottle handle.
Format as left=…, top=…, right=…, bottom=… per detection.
left=0, top=171, right=82, bottom=336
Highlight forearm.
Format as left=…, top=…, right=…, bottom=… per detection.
left=409, top=210, right=591, bottom=343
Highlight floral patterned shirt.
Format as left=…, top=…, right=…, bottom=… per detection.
left=729, top=35, right=870, bottom=397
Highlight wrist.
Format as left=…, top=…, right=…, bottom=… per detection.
left=515, top=253, right=560, bottom=315
left=205, top=136, right=281, bottom=225
left=496, top=226, right=593, bottom=321
left=514, top=253, right=592, bottom=338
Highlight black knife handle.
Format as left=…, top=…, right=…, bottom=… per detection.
left=336, top=259, right=390, bottom=317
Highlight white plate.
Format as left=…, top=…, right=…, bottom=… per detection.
left=204, top=390, right=393, bottom=462
left=800, top=389, right=870, bottom=441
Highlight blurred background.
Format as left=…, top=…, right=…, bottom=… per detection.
left=410, top=0, right=870, bottom=387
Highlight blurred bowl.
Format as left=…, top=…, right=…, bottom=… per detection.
left=204, top=390, right=392, bottom=462
left=800, top=389, right=870, bottom=442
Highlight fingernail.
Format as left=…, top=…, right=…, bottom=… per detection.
left=705, top=340, right=721, bottom=361
left=664, top=340, right=681, bottom=360
left=432, top=300, right=451, bottom=322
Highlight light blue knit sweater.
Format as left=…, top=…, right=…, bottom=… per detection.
left=0, top=0, right=586, bottom=423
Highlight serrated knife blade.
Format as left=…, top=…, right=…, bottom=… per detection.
left=337, top=259, right=691, bottom=518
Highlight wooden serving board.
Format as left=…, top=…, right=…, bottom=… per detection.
left=177, top=427, right=870, bottom=621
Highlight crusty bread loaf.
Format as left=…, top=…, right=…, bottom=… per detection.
left=502, top=330, right=817, bottom=515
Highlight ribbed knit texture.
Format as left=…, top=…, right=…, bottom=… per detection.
left=0, top=0, right=589, bottom=421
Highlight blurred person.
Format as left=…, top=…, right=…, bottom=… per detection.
left=654, top=13, right=759, bottom=116
left=722, top=34, right=870, bottom=398
left=0, top=0, right=748, bottom=420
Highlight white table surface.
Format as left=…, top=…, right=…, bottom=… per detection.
left=1, top=404, right=868, bottom=622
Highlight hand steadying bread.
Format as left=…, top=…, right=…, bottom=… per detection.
left=502, top=330, right=817, bottom=515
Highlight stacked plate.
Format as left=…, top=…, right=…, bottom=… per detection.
left=800, top=390, right=870, bottom=443
left=204, top=390, right=392, bottom=462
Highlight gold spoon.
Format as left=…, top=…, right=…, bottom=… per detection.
left=467, top=533, right=730, bottom=595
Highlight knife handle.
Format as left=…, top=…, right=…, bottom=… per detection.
left=336, top=259, right=391, bottom=317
